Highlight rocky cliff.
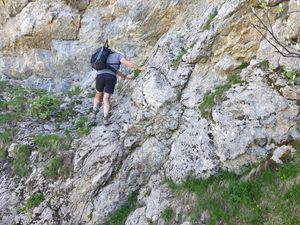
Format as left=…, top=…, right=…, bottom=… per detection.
left=0, top=0, right=299, bottom=224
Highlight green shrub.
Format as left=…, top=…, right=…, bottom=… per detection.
left=13, top=145, right=31, bottom=177
left=44, top=155, right=64, bottom=180
left=106, top=193, right=140, bottom=225
left=162, top=208, right=174, bottom=222
left=25, top=193, right=45, bottom=209
left=30, top=95, right=60, bottom=120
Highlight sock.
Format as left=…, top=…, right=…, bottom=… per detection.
left=103, top=112, right=108, bottom=118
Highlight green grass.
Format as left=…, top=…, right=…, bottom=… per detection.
left=43, top=155, right=64, bottom=180
left=167, top=156, right=300, bottom=225
left=13, top=145, right=32, bottom=177
left=75, top=116, right=92, bottom=136
left=259, top=60, right=270, bottom=71
left=33, top=134, right=71, bottom=155
left=133, top=70, right=141, bottom=78
left=199, top=66, right=245, bottom=120
left=0, top=129, right=16, bottom=159
left=25, top=193, right=45, bottom=210
left=106, top=193, right=140, bottom=225
left=67, top=85, right=81, bottom=97
left=162, top=207, right=174, bottom=223
left=277, top=161, right=300, bottom=180
left=201, top=8, right=218, bottom=31
left=171, top=48, right=188, bottom=67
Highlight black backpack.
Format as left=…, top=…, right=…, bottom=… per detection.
left=90, top=40, right=116, bottom=72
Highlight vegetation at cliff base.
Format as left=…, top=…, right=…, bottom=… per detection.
left=167, top=148, right=300, bottom=225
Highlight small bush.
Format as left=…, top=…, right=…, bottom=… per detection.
left=25, top=193, right=45, bottom=210
left=44, top=155, right=64, bottom=180
left=30, top=95, right=60, bottom=120
left=13, top=145, right=31, bottom=177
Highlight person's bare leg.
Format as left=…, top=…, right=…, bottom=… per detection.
left=92, top=91, right=103, bottom=120
left=93, top=91, right=103, bottom=112
left=103, top=93, right=111, bottom=117
left=103, top=93, right=111, bottom=125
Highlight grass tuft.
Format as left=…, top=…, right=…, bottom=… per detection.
left=199, top=66, right=245, bottom=120
left=25, top=193, right=45, bottom=210
left=43, top=155, right=64, bottom=180
left=13, top=145, right=32, bottom=177
left=106, top=192, right=140, bottom=225
left=162, top=207, right=174, bottom=222
left=201, top=8, right=218, bottom=31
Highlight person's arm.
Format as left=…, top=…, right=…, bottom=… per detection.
left=117, top=70, right=134, bottom=80
left=120, top=58, right=146, bottom=71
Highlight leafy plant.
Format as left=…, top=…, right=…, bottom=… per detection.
left=30, top=94, right=60, bottom=120
left=25, top=193, right=45, bottom=210
left=284, top=68, right=297, bottom=85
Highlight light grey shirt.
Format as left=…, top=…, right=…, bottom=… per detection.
left=97, top=52, right=125, bottom=76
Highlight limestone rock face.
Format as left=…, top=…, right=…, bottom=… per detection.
left=0, top=0, right=299, bottom=225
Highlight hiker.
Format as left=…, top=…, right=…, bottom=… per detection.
left=90, top=42, right=145, bottom=126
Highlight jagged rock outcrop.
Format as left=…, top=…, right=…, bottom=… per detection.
left=0, top=0, right=299, bottom=224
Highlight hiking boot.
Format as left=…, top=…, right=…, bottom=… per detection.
left=103, top=116, right=109, bottom=126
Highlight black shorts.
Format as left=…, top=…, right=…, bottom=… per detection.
left=96, top=74, right=117, bottom=94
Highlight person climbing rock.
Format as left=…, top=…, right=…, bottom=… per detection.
left=90, top=41, right=145, bottom=126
